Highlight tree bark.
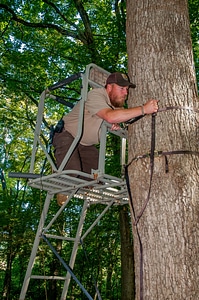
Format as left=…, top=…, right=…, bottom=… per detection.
left=126, top=0, right=199, bottom=299
left=119, top=206, right=135, bottom=300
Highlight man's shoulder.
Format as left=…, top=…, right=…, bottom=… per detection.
left=86, top=87, right=110, bottom=112
left=87, top=87, right=108, bottom=107
left=88, top=87, right=106, bottom=96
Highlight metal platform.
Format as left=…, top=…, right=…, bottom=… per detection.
left=28, top=170, right=128, bottom=205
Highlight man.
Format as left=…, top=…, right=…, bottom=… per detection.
left=53, top=72, right=158, bottom=205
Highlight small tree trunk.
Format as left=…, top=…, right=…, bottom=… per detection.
left=2, top=231, right=15, bottom=300
left=119, top=205, right=135, bottom=300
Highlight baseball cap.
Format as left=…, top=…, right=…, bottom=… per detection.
left=106, top=72, right=136, bottom=88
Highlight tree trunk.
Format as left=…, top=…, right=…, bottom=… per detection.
left=2, top=231, right=16, bottom=300
left=126, top=0, right=199, bottom=299
left=119, top=206, right=135, bottom=300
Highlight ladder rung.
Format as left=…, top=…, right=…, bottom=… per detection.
left=44, top=234, right=76, bottom=242
left=31, top=275, right=67, bottom=280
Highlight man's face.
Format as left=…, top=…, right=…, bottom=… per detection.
left=108, top=84, right=129, bottom=107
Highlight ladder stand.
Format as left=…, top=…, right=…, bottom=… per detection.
left=13, top=64, right=129, bottom=300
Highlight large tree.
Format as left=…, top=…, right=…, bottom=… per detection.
left=126, top=0, right=199, bottom=299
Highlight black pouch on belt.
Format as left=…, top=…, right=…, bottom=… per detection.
left=54, top=119, right=64, bottom=133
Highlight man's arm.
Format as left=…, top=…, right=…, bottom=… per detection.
left=96, top=99, right=159, bottom=123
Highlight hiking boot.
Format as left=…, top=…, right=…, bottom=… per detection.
left=56, top=194, right=68, bottom=206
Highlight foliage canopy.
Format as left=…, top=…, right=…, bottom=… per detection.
left=0, top=0, right=198, bottom=299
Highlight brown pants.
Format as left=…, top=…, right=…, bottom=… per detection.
left=52, top=130, right=99, bottom=176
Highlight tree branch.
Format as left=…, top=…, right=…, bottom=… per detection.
left=0, top=4, right=88, bottom=44
left=42, top=0, right=79, bottom=31
left=73, top=0, right=94, bottom=45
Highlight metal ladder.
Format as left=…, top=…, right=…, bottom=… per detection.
left=15, top=64, right=129, bottom=300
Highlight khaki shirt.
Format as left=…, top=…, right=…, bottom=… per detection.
left=63, top=87, right=114, bottom=146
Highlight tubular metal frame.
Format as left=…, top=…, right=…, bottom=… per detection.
left=19, top=64, right=129, bottom=300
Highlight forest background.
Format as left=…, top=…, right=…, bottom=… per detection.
left=0, top=0, right=198, bottom=300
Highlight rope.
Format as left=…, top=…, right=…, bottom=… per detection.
left=134, top=114, right=156, bottom=226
